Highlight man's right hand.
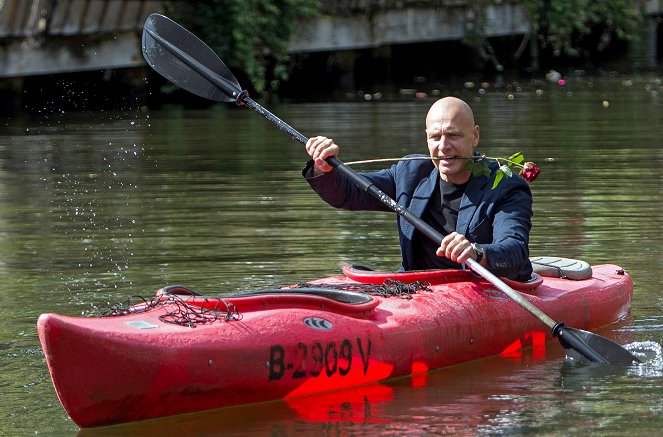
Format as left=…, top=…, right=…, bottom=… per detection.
left=306, top=136, right=340, bottom=175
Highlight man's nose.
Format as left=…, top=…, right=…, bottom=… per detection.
left=440, top=138, right=452, bottom=153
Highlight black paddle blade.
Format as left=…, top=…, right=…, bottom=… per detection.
left=555, top=325, right=640, bottom=365
left=142, top=14, right=242, bottom=103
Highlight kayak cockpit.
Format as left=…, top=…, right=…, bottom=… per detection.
left=152, top=256, right=595, bottom=320
left=160, top=285, right=374, bottom=305
left=342, top=264, right=544, bottom=291
left=157, top=285, right=380, bottom=318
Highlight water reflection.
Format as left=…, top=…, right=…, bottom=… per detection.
left=74, top=340, right=659, bottom=437
left=74, top=350, right=560, bottom=437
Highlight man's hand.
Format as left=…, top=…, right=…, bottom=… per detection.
left=306, top=136, right=340, bottom=175
left=436, top=232, right=482, bottom=264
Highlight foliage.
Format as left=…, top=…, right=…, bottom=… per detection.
left=466, top=153, right=540, bottom=189
left=165, top=0, right=320, bottom=94
left=525, top=0, right=645, bottom=57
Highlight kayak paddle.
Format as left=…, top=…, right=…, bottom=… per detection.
left=141, top=13, right=640, bottom=365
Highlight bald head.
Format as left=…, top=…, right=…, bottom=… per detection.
left=426, top=97, right=476, bottom=129
left=424, top=96, right=480, bottom=184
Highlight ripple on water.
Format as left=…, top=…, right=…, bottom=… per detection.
left=625, top=341, right=663, bottom=377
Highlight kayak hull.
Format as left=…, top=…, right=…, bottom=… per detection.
left=38, top=264, right=633, bottom=428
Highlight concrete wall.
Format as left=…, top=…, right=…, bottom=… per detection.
left=0, top=0, right=162, bottom=78
left=289, top=1, right=530, bottom=53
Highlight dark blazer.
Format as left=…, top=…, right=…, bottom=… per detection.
left=303, top=154, right=533, bottom=281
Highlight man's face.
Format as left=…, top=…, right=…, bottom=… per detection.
left=425, top=100, right=479, bottom=184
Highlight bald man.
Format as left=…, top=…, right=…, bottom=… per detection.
left=304, top=97, right=533, bottom=281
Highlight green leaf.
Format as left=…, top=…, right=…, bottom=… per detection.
left=466, top=160, right=490, bottom=178
left=509, top=152, right=524, bottom=166
left=500, top=164, right=513, bottom=178
left=491, top=170, right=504, bottom=189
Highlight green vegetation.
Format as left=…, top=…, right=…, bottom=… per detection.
left=164, top=0, right=647, bottom=94
left=525, top=0, right=645, bottom=56
left=165, top=0, right=319, bottom=95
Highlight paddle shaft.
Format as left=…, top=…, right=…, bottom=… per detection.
left=242, top=94, right=564, bottom=327
left=142, top=13, right=639, bottom=364
left=244, top=97, right=627, bottom=364
left=244, top=97, right=619, bottom=364
left=465, top=258, right=556, bottom=328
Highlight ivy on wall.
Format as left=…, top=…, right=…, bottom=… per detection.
left=525, top=0, right=645, bottom=56
left=165, top=0, right=320, bottom=95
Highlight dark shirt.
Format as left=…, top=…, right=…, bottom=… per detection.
left=412, top=178, right=468, bottom=270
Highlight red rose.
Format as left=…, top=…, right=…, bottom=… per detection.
left=519, top=162, right=540, bottom=183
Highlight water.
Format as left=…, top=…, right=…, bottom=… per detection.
left=1, top=76, right=662, bottom=435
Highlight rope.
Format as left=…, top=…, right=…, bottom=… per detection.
left=97, top=278, right=429, bottom=328
left=293, top=279, right=431, bottom=300
left=97, top=294, right=242, bottom=327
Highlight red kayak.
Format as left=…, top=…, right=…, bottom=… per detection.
left=38, top=261, right=633, bottom=428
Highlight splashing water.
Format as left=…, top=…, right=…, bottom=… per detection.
left=625, top=341, right=663, bottom=377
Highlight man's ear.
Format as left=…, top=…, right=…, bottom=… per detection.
left=473, top=125, right=480, bottom=148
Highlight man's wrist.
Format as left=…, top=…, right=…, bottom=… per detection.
left=471, top=243, right=485, bottom=263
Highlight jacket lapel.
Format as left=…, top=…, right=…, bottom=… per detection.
left=457, top=173, right=489, bottom=234
left=401, top=167, right=439, bottom=239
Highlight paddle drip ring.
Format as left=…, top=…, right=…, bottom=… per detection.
left=97, top=294, right=242, bottom=327
left=293, top=279, right=431, bottom=300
